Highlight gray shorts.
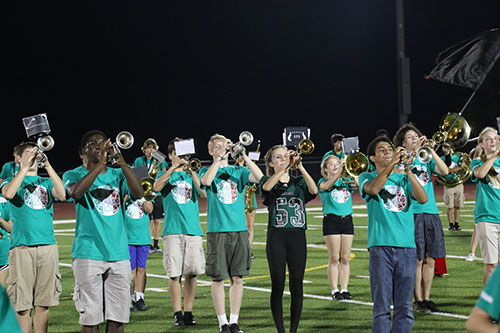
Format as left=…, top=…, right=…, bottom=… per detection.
left=162, top=234, right=205, bottom=278
left=205, top=231, right=252, bottom=281
left=414, top=213, right=446, bottom=260
left=72, top=259, right=132, bottom=326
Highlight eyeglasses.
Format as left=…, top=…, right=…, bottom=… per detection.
left=85, top=139, right=105, bottom=148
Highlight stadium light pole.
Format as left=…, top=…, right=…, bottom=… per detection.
left=396, top=0, right=412, bottom=126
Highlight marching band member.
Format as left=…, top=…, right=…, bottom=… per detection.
left=322, top=133, right=345, bottom=163
left=1, top=142, right=65, bottom=333
left=259, top=144, right=317, bottom=333
left=318, top=154, right=355, bottom=301
left=466, top=265, right=500, bottom=332
left=154, top=138, right=206, bottom=327
left=440, top=143, right=465, bottom=231
left=359, top=136, right=427, bottom=332
left=0, top=144, right=21, bottom=190
left=124, top=194, right=153, bottom=312
left=64, top=130, right=143, bottom=333
left=0, top=196, right=12, bottom=287
left=470, top=126, right=500, bottom=284
left=200, top=134, right=263, bottom=333
left=393, top=123, right=448, bottom=313
left=133, top=138, right=168, bottom=254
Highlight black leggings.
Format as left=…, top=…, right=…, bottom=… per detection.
left=266, top=228, right=307, bottom=333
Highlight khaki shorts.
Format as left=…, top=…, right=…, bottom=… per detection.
left=7, top=244, right=61, bottom=312
left=72, top=259, right=132, bottom=326
left=443, top=184, right=465, bottom=209
left=476, top=222, right=500, bottom=264
left=205, top=231, right=251, bottom=281
left=162, top=234, right=205, bottom=278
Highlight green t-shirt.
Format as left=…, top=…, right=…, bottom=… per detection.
left=133, top=156, right=168, bottom=172
left=0, top=285, right=22, bottom=333
left=124, top=199, right=151, bottom=245
left=158, top=170, right=203, bottom=236
left=321, top=150, right=345, bottom=164
left=318, top=177, right=353, bottom=216
left=1, top=175, right=56, bottom=248
left=0, top=162, right=18, bottom=181
left=471, top=157, right=500, bottom=223
left=359, top=171, right=415, bottom=249
left=409, top=158, right=439, bottom=214
left=0, top=199, right=10, bottom=266
left=259, top=175, right=316, bottom=230
left=476, top=265, right=500, bottom=320
left=63, top=165, right=130, bottom=261
left=199, top=165, right=251, bottom=233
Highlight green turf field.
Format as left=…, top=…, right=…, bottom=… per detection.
left=50, top=200, right=484, bottom=332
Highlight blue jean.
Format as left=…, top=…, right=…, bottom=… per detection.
left=369, top=246, right=417, bottom=333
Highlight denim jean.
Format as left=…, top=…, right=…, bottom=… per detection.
left=369, top=246, right=417, bottom=333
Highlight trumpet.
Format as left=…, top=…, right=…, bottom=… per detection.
left=229, top=131, right=254, bottom=159
left=108, top=131, right=134, bottom=163
left=289, top=139, right=314, bottom=169
left=35, top=135, right=55, bottom=168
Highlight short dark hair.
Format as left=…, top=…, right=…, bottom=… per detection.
left=15, top=141, right=38, bottom=156
left=375, top=129, right=389, bottom=138
left=79, top=130, right=107, bottom=153
left=392, top=123, right=422, bottom=147
left=167, top=137, right=183, bottom=155
left=367, top=136, right=394, bottom=157
left=330, top=133, right=345, bottom=146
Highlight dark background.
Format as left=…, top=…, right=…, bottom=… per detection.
left=2, top=1, right=500, bottom=172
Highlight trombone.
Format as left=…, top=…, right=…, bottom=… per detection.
left=185, top=158, right=201, bottom=172
left=289, top=139, right=314, bottom=170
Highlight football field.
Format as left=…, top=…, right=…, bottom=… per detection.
left=50, top=200, right=483, bottom=332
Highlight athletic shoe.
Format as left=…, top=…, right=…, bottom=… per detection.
left=153, top=246, right=162, bottom=254
left=423, top=300, right=440, bottom=312
left=341, top=291, right=353, bottom=300
left=465, top=253, right=476, bottom=262
left=332, top=291, right=344, bottom=301
left=448, top=224, right=454, bottom=231
left=413, top=301, right=430, bottom=314
left=454, top=223, right=462, bottom=231
left=220, top=324, right=231, bottom=333
left=174, top=311, right=184, bottom=326
left=130, top=301, right=138, bottom=312
left=148, top=245, right=155, bottom=254
left=183, top=312, right=196, bottom=326
left=135, top=298, right=148, bottom=311
left=229, top=323, right=243, bottom=333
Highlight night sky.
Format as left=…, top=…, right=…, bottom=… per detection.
left=2, top=1, right=500, bottom=172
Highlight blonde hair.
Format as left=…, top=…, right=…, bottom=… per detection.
left=208, top=134, right=229, bottom=151
left=264, top=145, right=287, bottom=176
left=477, top=126, right=500, bottom=187
left=478, top=127, right=498, bottom=144
left=320, top=155, right=340, bottom=178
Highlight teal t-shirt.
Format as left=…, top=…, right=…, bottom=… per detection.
left=476, top=265, right=500, bottom=320
left=158, top=170, right=203, bottom=236
left=471, top=157, right=500, bottom=223
left=199, top=165, right=251, bottom=233
left=259, top=175, right=316, bottom=230
left=124, top=199, right=151, bottom=245
left=0, top=199, right=10, bottom=266
left=409, top=158, right=439, bottom=214
left=1, top=175, right=56, bottom=248
left=321, top=150, right=345, bottom=164
left=0, top=162, right=18, bottom=181
left=359, top=171, right=415, bottom=249
left=0, top=285, right=22, bottom=333
left=133, top=156, right=168, bottom=172
left=63, top=165, right=130, bottom=261
left=318, top=177, right=354, bottom=216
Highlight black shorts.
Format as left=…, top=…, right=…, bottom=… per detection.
left=149, top=196, right=164, bottom=220
left=322, top=214, right=354, bottom=236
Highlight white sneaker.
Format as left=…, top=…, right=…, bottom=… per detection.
left=465, top=253, right=476, bottom=262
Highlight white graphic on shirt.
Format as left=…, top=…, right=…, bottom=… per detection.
left=24, top=185, right=49, bottom=210
left=91, top=185, right=121, bottom=216
left=216, top=179, right=238, bottom=204
left=172, top=180, right=192, bottom=204
left=412, top=164, right=429, bottom=186
left=487, top=166, right=500, bottom=189
left=331, top=188, right=350, bottom=203
left=381, top=185, right=407, bottom=212
left=126, top=200, right=144, bottom=219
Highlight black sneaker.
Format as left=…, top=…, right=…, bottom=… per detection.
left=332, top=291, right=344, bottom=301
left=130, top=301, right=138, bottom=312
left=413, top=301, right=430, bottom=314
left=229, top=323, right=243, bottom=333
left=135, top=298, right=148, bottom=311
left=154, top=246, right=162, bottom=253
left=341, top=291, right=353, bottom=300
left=174, top=311, right=184, bottom=326
left=220, top=324, right=231, bottom=333
left=423, top=300, right=440, bottom=312
left=448, top=224, right=454, bottom=231
left=183, top=312, right=196, bottom=326
left=454, top=223, right=461, bottom=231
